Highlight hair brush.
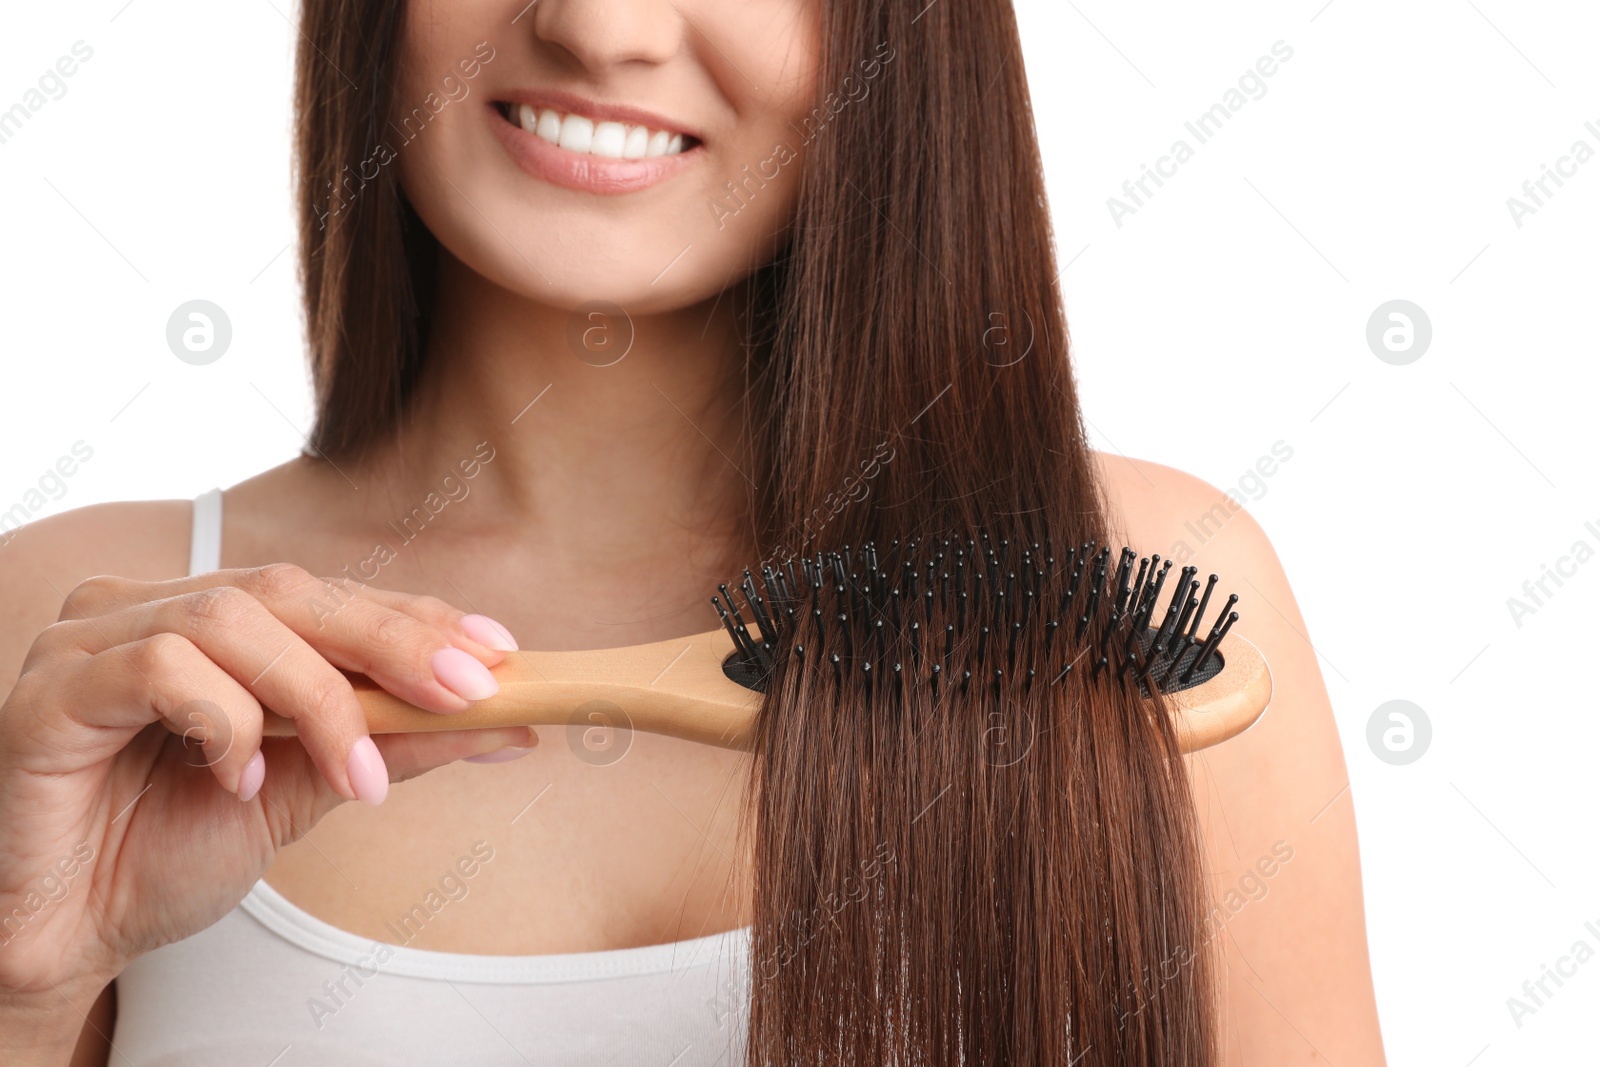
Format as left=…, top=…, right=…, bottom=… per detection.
left=248, top=537, right=1272, bottom=754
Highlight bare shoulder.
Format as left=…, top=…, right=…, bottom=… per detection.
left=1091, top=450, right=1302, bottom=656
left=1092, top=450, right=1279, bottom=558
left=0, top=456, right=333, bottom=694
left=0, top=498, right=193, bottom=690
left=1091, top=449, right=1387, bottom=1063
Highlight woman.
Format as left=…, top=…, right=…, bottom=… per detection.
left=0, top=0, right=1385, bottom=1063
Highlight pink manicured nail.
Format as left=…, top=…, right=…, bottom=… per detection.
left=237, top=750, right=266, bottom=802
left=346, top=736, right=389, bottom=805
left=461, top=614, right=518, bottom=652
left=463, top=745, right=536, bottom=764
left=432, top=647, right=500, bottom=701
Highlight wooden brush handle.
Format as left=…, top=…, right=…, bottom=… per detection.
left=258, top=628, right=761, bottom=749
left=242, top=628, right=1271, bottom=755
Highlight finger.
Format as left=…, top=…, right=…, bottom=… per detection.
left=65, top=571, right=497, bottom=716
left=56, top=573, right=149, bottom=621
left=11, top=635, right=266, bottom=799
left=377, top=725, right=540, bottom=782
left=53, top=593, right=382, bottom=803
left=188, top=567, right=505, bottom=712
left=61, top=570, right=520, bottom=665
left=354, top=586, right=519, bottom=659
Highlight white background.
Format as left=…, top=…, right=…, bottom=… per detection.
left=1, top=1, right=1596, bottom=1063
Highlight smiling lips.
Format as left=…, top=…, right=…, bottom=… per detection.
left=490, top=94, right=703, bottom=194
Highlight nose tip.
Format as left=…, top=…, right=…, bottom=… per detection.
left=529, top=0, right=686, bottom=71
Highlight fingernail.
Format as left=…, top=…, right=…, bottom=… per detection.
left=463, top=745, right=536, bottom=764
left=432, top=647, right=500, bottom=701
left=237, top=750, right=266, bottom=802
left=461, top=614, right=518, bottom=652
left=346, top=736, right=389, bottom=805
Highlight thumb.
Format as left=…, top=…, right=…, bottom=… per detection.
left=375, top=725, right=540, bottom=786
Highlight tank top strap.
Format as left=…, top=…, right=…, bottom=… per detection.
left=189, top=487, right=223, bottom=577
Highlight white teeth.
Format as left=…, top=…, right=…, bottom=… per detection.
left=622, top=124, right=649, bottom=159
left=557, top=114, right=593, bottom=153
left=590, top=121, right=627, bottom=158
left=536, top=108, right=562, bottom=143
left=513, top=104, right=692, bottom=159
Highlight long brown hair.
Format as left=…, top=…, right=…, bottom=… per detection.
left=293, top=1, right=1218, bottom=1062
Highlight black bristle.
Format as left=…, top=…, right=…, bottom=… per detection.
left=712, top=595, right=747, bottom=655
left=1112, top=548, right=1135, bottom=616
left=1129, top=556, right=1150, bottom=612
left=719, top=582, right=757, bottom=647
left=1188, top=575, right=1217, bottom=644
left=1079, top=548, right=1108, bottom=639
left=1167, top=586, right=1200, bottom=659
left=746, top=590, right=776, bottom=647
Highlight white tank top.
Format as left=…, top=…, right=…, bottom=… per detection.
left=110, top=488, right=752, bottom=1065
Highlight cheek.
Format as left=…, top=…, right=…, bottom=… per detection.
left=753, top=6, right=823, bottom=108
left=747, top=5, right=823, bottom=145
left=388, top=4, right=507, bottom=248
left=696, top=4, right=821, bottom=229
left=392, top=0, right=499, bottom=119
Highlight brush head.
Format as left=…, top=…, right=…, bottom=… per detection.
left=712, top=535, right=1240, bottom=700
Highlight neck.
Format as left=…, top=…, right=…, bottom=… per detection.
left=356, top=249, right=760, bottom=574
